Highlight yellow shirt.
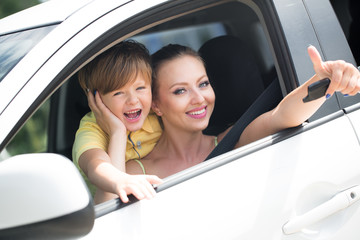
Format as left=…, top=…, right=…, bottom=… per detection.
left=72, top=111, right=162, bottom=195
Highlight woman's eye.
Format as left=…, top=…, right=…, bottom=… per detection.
left=199, top=80, right=210, bottom=88
left=173, top=88, right=186, bottom=95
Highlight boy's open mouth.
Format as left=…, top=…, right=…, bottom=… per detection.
left=124, top=109, right=142, bottom=120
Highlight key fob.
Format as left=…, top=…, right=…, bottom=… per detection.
left=302, top=78, right=330, bottom=103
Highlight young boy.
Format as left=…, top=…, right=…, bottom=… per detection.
left=72, top=41, right=162, bottom=204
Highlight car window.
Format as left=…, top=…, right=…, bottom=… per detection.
left=132, top=23, right=227, bottom=54
left=330, top=0, right=359, bottom=65
left=0, top=99, right=50, bottom=161
left=0, top=25, right=56, bottom=82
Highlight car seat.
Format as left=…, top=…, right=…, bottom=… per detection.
left=198, top=35, right=266, bottom=136
left=48, top=74, right=90, bottom=160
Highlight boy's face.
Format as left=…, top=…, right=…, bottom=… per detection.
left=101, top=75, right=152, bottom=132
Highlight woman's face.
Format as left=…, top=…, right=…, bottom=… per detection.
left=153, top=55, right=215, bottom=132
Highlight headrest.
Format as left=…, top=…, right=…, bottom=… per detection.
left=199, top=35, right=265, bottom=135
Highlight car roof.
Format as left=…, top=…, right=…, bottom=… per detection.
left=0, top=0, right=94, bottom=35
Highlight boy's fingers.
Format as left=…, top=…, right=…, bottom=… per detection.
left=136, top=180, right=156, bottom=199
left=94, top=91, right=112, bottom=116
left=129, top=184, right=147, bottom=200
left=87, top=91, right=97, bottom=110
left=146, top=175, right=163, bottom=185
left=94, top=90, right=103, bottom=107
left=119, top=189, right=129, bottom=203
left=143, top=179, right=157, bottom=198
left=144, top=175, right=163, bottom=198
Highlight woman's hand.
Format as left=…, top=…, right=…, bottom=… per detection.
left=238, top=47, right=359, bottom=148
left=308, top=45, right=360, bottom=97
left=113, top=172, right=163, bottom=203
left=87, top=90, right=126, bottom=136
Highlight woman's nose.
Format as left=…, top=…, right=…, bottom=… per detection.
left=191, top=89, right=205, bottom=104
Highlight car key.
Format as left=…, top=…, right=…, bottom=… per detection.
left=302, top=78, right=330, bottom=103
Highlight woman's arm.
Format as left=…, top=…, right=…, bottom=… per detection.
left=237, top=46, right=360, bottom=147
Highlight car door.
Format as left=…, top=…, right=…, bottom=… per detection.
left=85, top=0, right=360, bottom=239
left=86, top=115, right=360, bottom=240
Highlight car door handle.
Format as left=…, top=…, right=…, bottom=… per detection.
left=283, top=185, right=360, bottom=235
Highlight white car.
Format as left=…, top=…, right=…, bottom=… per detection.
left=0, top=0, right=360, bottom=239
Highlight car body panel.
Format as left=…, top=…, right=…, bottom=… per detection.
left=85, top=116, right=360, bottom=239
left=0, top=0, right=359, bottom=239
left=346, top=107, right=360, bottom=144
left=0, top=0, right=94, bottom=35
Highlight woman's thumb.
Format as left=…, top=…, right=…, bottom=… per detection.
left=307, top=45, right=324, bottom=74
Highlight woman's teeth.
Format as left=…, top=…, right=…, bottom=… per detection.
left=188, top=108, right=205, bottom=115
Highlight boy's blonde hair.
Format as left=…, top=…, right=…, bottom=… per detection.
left=78, top=40, right=152, bottom=95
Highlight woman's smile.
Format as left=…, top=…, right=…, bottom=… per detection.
left=186, top=105, right=207, bottom=119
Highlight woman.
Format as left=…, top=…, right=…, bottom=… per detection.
left=123, top=43, right=360, bottom=177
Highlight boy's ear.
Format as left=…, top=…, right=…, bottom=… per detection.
left=152, top=101, right=162, bottom=116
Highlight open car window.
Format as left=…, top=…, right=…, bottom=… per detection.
left=132, top=22, right=227, bottom=54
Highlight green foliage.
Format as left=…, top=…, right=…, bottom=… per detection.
left=0, top=0, right=48, bottom=158
left=6, top=100, right=50, bottom=156
left=0, top=0, right=41, bottom=19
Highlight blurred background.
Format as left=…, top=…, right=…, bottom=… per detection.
left=0, top=0, right=46, bottom=19
left=0, top=0, right=50, bottom=159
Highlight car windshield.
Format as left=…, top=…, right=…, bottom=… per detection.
left=0, top=25, right=57, bottom=83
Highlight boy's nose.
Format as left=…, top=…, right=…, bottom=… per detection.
left=126, top=93, right=139, bottom=105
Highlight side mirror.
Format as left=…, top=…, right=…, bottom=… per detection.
left=0, top=153, right=94, bottom=239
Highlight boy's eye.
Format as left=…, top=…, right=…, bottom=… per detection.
left=173, top=88, right=186, bottom=95
left=136, top=86, right=146, bottom=91
left=199, top=80, right=210, bottom=88
left=113, top=91, right=124, bottom=96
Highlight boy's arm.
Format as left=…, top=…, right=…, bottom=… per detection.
left=237, top=46, right=360, bottom=147
left=79, top=147, right=161, bottom=204
left=86, top=116, right=127, bottom=203
left=81, top=92, right=162, bottom=204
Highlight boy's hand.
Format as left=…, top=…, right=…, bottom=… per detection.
left=308, top=45, right=360, bottom=97
left=87, top=91, right=126, bottom=136
left=114, top=173, right=163, bottom=203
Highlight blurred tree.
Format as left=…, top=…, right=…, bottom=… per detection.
left=0, top=0, right=41, bottom=19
